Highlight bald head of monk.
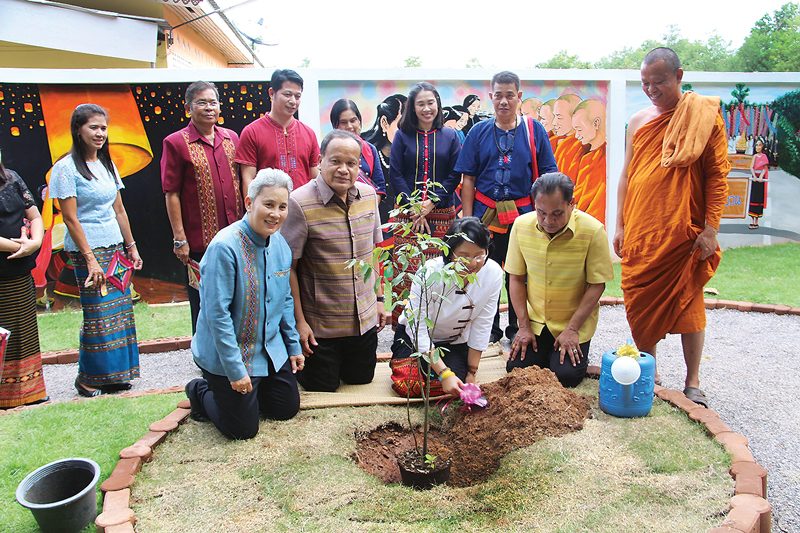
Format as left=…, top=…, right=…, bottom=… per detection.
left=521, top=97, right=543, bottom=118
left=641, top=47, right=684, bottom=111
left=572, top=99, right=606, bottom=150
left=552, top=94, right=581, bottom=136
left=539, top=99, right=557, bottom=133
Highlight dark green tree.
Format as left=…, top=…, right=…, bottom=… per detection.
left=594, top=26, right=736, bottom=70
left=771, top=89, right=800, bottom=178
left=536, top=50, right=592, bottom=69
left=730, top=83, right=751, bottom=105
left=736, top=2, right=800, bottom=71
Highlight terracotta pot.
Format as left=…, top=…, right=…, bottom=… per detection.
left=397, top=449, right=451, bottom=490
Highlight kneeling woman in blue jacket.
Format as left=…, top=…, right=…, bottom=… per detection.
left=186, top=168, right=304, bottom=439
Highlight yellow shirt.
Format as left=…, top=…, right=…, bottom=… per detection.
left=504, top=209, right=613, bottom=342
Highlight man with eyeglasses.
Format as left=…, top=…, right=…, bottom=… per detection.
left=161, top=80, right=243, bottom=333
left=454, top=71, right=557, bottom=343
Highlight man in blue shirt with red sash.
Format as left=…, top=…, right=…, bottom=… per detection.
left=455, top=71, right=558, bottom=343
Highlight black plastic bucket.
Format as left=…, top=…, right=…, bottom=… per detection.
left=16, top=458, right=100, bottom=532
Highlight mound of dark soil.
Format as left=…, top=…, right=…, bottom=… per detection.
left=354, top=366, right=591, bottom=487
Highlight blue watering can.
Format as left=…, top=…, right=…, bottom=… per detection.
left=599, top=350, right=656, bottom=417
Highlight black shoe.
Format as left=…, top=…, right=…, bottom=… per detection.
left=75, top=378, right=102, bottom=398
left=489, top=331, right=503, bottom=344
left=100, top=382, right=133, bottom=393
left=185, top=378, right=209, bottom=421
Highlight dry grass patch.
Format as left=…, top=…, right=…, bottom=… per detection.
left=133, top=382, right=732, bottom=533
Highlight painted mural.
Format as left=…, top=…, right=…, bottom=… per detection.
left=319, top=79, right=609, bottom=223
left=0, top=81, right=272, bottom=285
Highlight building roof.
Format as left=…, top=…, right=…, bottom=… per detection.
left=164, top=0, right=264, bottom=67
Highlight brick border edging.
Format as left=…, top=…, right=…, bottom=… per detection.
left=39, top=297, right=799, bottom=366
left=585, top=365, right=772, bottom=533
left=93, top=375, right=771, bottom=533
left=93, top=395, right=193, bottom=532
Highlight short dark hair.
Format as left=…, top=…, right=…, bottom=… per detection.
left=530, top=172, right=574, bottom=203
left=329, top=99, right=362, bottom=130
left=491, top=71, right=521, bottom=92
left=643, top=47, right=682, bottom=72
left=320, top=129, right=361, bottom=156
left=398, top=82, right=444, bottom=134
left=443, top=217, right=492, bottom=264
left=184, top=81, right=218, bottom=107
left=271, top=69, right=304, bottom=91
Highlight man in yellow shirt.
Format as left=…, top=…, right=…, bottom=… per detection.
left=505, top=172, right=613, bottom=386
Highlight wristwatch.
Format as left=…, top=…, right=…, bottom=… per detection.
left=173, top=239, right=188, bottom=249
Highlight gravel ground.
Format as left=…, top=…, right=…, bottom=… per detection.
left=39, top=306, right=800, bottom=532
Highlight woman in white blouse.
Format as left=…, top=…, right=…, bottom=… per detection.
left=391, top=217, right=503, bottom=397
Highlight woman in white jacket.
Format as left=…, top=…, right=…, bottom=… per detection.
left=390, top=217, right=503, bottom=398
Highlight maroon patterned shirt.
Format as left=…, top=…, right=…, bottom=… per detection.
left=161, top=122, right=243, bottom=253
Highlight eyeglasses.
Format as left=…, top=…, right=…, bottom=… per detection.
left=193, top=100, right=219, bottom=108
left=453, top=252, right=488, bottom=264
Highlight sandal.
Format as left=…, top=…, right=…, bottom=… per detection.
left=683, top=386, right=708, bottom=407
left=748, top=224, right=758, bottom=230
left=75, top=378, right=102, bottom=398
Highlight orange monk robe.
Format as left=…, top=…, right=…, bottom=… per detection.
left=549, top=133, right=561, bottom=153
left=621, top=93, right=730, bottom=349
left=554, top=135, right=587, bottom=184
left=574, top=142, right=606, bottom=224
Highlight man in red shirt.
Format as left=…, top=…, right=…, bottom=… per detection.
left=161, top=81, right=243, bottom=333
left=236, top=69, right=320, bottom=191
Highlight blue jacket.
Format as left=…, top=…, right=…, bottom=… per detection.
left=191, top=217, right=300, bottom=381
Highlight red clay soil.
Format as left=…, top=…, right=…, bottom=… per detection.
left=354, top=366, right=591, bottom=487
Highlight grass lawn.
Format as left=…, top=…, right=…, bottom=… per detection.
left=0, top=393, right=181, bottom=532
left=37, top=303, right=192, bottom=353
left=603, top=243, right=799, bottom=306
left=131, top=380, right=731, bottom=532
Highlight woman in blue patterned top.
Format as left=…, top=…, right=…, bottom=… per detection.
left=49, top=104, right=142, bottom=397
left=186, top=168, right=303, bottom=440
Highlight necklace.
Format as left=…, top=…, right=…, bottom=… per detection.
left=493, top=116, right=518, bottom=165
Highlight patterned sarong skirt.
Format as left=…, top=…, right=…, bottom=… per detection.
left=69, top=245, right=140, bottom=386
left=0, top=274, right=47, bottom=407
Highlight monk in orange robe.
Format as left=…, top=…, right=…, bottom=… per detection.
left=552, top=94, right=586, bottom=183
left=615, top=48, right=729, bottom=407
left=572, top=99, right=607, bottom=223
left=538, top=99, right=560, bottom=152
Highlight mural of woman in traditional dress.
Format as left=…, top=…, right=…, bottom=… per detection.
left=461, top=94, right=483, bottom=134
left=748, top=137, right=769, bottom=229
left=361, top=94, right=407, bottom=178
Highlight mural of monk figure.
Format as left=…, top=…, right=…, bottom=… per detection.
left=520, top=97, right=543, bottom=119
left=552, top=93, right=584, bottom=183
left=539, top=98, right=558, bottom=151
left=571, top=98, right=607, bottom=224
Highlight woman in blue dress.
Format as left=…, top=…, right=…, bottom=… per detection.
left=49, top=104, right=142, bottom=397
